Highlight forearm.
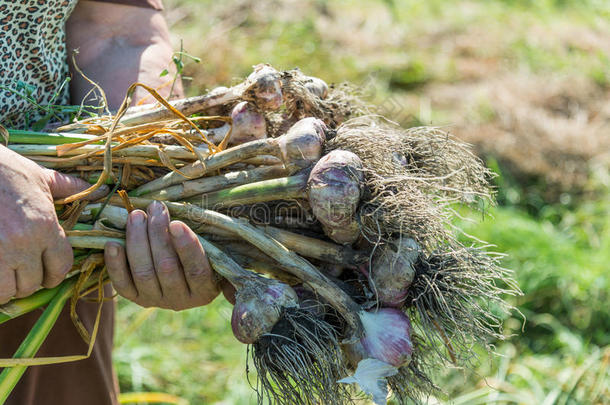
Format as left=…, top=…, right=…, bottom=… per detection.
left=65, top=1, right=183, bottom=110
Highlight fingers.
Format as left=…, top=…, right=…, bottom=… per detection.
left=105, top=242, right=137, bottom=301
left=169, top=221, right=219, bottom=304
left=0, top=267, right=16, bottom=304
left=126, top=209, right=162, bottom=305
left=147, top=202, right=189, bottom=301
left=44, top=169, right=109, bottom=200
left=41, top=227, right=73, bottom=288
left=14, top=259, right=43, bottom=298
left=108, top=205, right=220, bottom=311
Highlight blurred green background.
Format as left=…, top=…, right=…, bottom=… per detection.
left=114, top=0, right=610, bottom=403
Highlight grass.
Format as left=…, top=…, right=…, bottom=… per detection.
left=110, top=0, right=610, bottom=403
left=460, top=202, right=610, bottom=347
left=114, top=302, right=254, bottom=404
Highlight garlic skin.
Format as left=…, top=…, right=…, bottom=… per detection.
left=359, top=308, right=413, bottom=368
left=339, top=358, right=398, bottom=405
left=278, top=117, right=327, bottom=173
left=247, top=64, right=283, bottom=110
left=304, top=75, right=329, bottom=99
left=308, top=150, right=364, bottom=244
left=371, top=238, right=420, bottom=307
left=231, top=281, right=298, bottom=344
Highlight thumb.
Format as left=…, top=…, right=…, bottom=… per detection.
left=45, top=169, right=109, bottom=200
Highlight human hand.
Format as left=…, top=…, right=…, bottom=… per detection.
left=104, top=201, right=232, bottom=310
left=0, top=146, right=108, bottom=304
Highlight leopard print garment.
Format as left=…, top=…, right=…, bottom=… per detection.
left=0, top=0, right=78, bottom=129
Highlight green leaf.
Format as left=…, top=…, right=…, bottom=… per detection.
left=159, top=69, right=169, bottom=77
left=31, top=113, right=52, bottom=132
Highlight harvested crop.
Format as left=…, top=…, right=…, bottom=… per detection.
left=0, top=64, right=520, bottom=405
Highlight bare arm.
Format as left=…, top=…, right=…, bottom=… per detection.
left=66, top=1, right=184, bottom=109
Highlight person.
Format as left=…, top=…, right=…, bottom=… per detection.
left=0, top=1, right=230, bottom=404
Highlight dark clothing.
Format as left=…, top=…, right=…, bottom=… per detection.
left=0, top=286, right=118, bottom=405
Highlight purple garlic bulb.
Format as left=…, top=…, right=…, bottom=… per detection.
left=229, top=101, right=267, bottom=145
left=231, top=280, right=298, bottom=344
left=278, top=117, right=327, bottom=173
left=359, top=308, right=413, bottom=368
left=308, top=150, right=364, bottom=244
left=371, top=238, right=420, bottom=307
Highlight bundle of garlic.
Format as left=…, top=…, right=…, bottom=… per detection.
left=1, top=64, right=520, bottom=405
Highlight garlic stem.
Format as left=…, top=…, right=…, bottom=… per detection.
left=131, top=117, right=325, bottom=196
left=83, top=203, right=366, bottom=266
left=120, top=64, right=282, bottom=126
left=143, top=165, right=287, bottom=201
left=131, top=138, right=278, bottom=196
left=9, top=143, right=210, bottom=161
left=66, top=232, right=260, bottom=291
left=184, top=171, right=308, bottom=208
left=116, top=197, right=364, bottom=339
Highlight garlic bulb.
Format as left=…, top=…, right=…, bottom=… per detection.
left=371, top=238, right=420, bottom=307
left=359, top=308, right=413, bottom=368
left=231, top=281, right=298, bottom=344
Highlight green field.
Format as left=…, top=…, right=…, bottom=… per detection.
left=114, top=0, right=610, bottom=403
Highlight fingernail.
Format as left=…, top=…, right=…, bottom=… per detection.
left=130, top=210, right=146, bottom=224
left=147, top=200, right=164, bottom=216
left=169, top=222, right=184, bottom=238
left=106, top=243, right=119, bottom=257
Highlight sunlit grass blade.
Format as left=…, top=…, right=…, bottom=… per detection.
left=0, top=285, right=63, bottom=325
left=7, top=129, right=99, bottom=145
left=560, top=350, right=604, bottom=405
left=118, top=392, right=188, bottom=405
left=0, top=313, right=9, bottom=325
